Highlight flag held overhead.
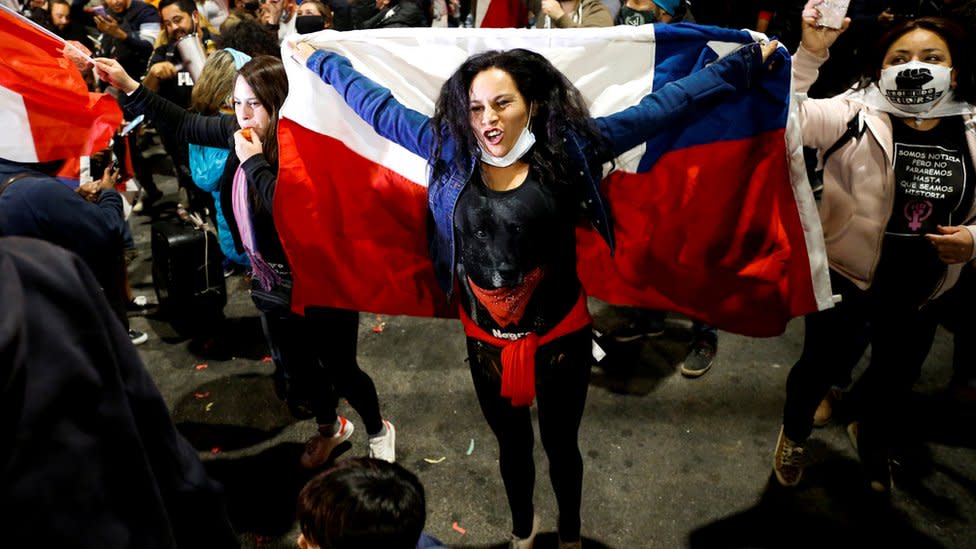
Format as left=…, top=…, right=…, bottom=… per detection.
left=278, top=26, right=832, bottom=337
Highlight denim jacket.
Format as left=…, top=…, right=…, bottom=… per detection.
left=307, top=42, right=763, bottom=297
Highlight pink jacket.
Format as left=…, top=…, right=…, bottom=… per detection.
left=794, top=45, right=976, bottom=301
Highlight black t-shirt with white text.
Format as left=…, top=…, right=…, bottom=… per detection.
left=873, top=116, right=973, bottom=305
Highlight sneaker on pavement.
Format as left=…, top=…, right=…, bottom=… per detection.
left=773, top=426, right=805, bottom=487
left=301, top=417, right=354, bottom=469
left=612, top=311, right=666, bottom=342
left=368, top=419, right=396, bottom=463
left=680, top=340, right=715, bottom=378
left=558, top=540, right=583, bottom=549
left=509, top=514, right=541, bottom=549
left=128, top=329, right=148, bottom=345
left=813, top=386, right=843, bottom=427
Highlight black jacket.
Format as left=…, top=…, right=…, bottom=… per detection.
left=74, top=0, right=160, bottom=79
left=361, top=0, right=428, bottom=28
left=0, top=236, right=237, bottom=549
left=148, top=28, right=216, bottom=108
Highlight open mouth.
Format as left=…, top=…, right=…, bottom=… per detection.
left=483, top=128, right=503, bottom=146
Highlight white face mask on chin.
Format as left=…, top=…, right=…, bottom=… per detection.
left=479, top=116, right=536, bottom=168
left=878, top=61, right=953, bottom=115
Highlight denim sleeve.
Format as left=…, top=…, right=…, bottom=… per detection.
left=307, top=49, right=437, bottom=161
left=595, top=42, right=762, bottom=156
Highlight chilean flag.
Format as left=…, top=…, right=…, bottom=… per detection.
left=0, top=6, right=121, bottom=165
left=277, top=25, right=832, bottom=337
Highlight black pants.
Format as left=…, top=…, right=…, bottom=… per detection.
left=260, top=305, right=383, bottom=434
left=783, top=270, right=938, bottom=445
left=466, top=328, right=591, bottom=541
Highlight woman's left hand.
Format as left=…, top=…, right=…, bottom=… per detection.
left=234, top=129, right=263, bottom=163
left=926, top=225, right=975, bottom=264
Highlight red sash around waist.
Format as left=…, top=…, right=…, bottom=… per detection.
left=458, top=292, right=591, bottom=407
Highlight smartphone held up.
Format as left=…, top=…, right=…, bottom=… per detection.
left=816, top=0, right=850, bottom=29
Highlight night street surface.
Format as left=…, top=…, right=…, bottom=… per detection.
left=127, top=174, right=976, bottom=549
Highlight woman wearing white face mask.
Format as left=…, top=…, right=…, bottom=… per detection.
left=772, top=2, right=976, bottom=495
left=294, top=39, right=778, bottom=548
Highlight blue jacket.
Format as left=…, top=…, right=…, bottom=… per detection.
left=307, top=42, right=764, bottom=297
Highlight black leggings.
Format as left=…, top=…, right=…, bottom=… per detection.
left=260, top=306, right=383, bottom=435
left=466, top=328, right=591, bottom=541
left=783, top=270, right=938, bottom=445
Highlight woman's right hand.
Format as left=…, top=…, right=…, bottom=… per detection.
left=93, top=58, right=140, bottom=94
left=800, top=0, right=850, bottom=58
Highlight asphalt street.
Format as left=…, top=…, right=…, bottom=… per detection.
left=127, top=175, right=976, bottom=549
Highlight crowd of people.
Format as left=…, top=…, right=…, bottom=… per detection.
left=2, top=0, right=975, bottom=547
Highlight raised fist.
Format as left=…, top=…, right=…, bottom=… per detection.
left=895, top=68, right=933, bottom=89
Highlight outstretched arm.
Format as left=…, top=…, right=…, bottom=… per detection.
left=596, top=40, right=778, bottom=157
left=94, top=58, right=235, bottom=149
left=293, top=42, right=436, bottom=160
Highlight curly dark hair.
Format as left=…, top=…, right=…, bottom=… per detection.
left=430, top=48, right=612, bottom=188
left=860, top=16, right=976, bottom=104
left=216, top=15, right=281, bottom=59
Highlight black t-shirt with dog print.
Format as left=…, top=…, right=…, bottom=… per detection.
left=454, top=169, right=581, bottom=339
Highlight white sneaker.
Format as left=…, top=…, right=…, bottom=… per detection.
left=301, top=416, right=354, bottom=469
left=128, top=329, right=148, bottom=345
left=368, top=419, right=396, bottom=463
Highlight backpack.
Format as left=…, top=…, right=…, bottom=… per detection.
left=808, top=111, right=867, bottom=199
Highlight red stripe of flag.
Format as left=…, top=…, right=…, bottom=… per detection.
left=0, top=8, right=121, bottom=163
left=278, top=118, right=816, bottom=336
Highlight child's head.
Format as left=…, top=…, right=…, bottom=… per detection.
left=297, top=458, right=426, bottom=549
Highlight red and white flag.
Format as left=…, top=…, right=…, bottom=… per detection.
left=0, top=7, right=121, bottom=165
left=278, top=27, right=833, bottom=336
